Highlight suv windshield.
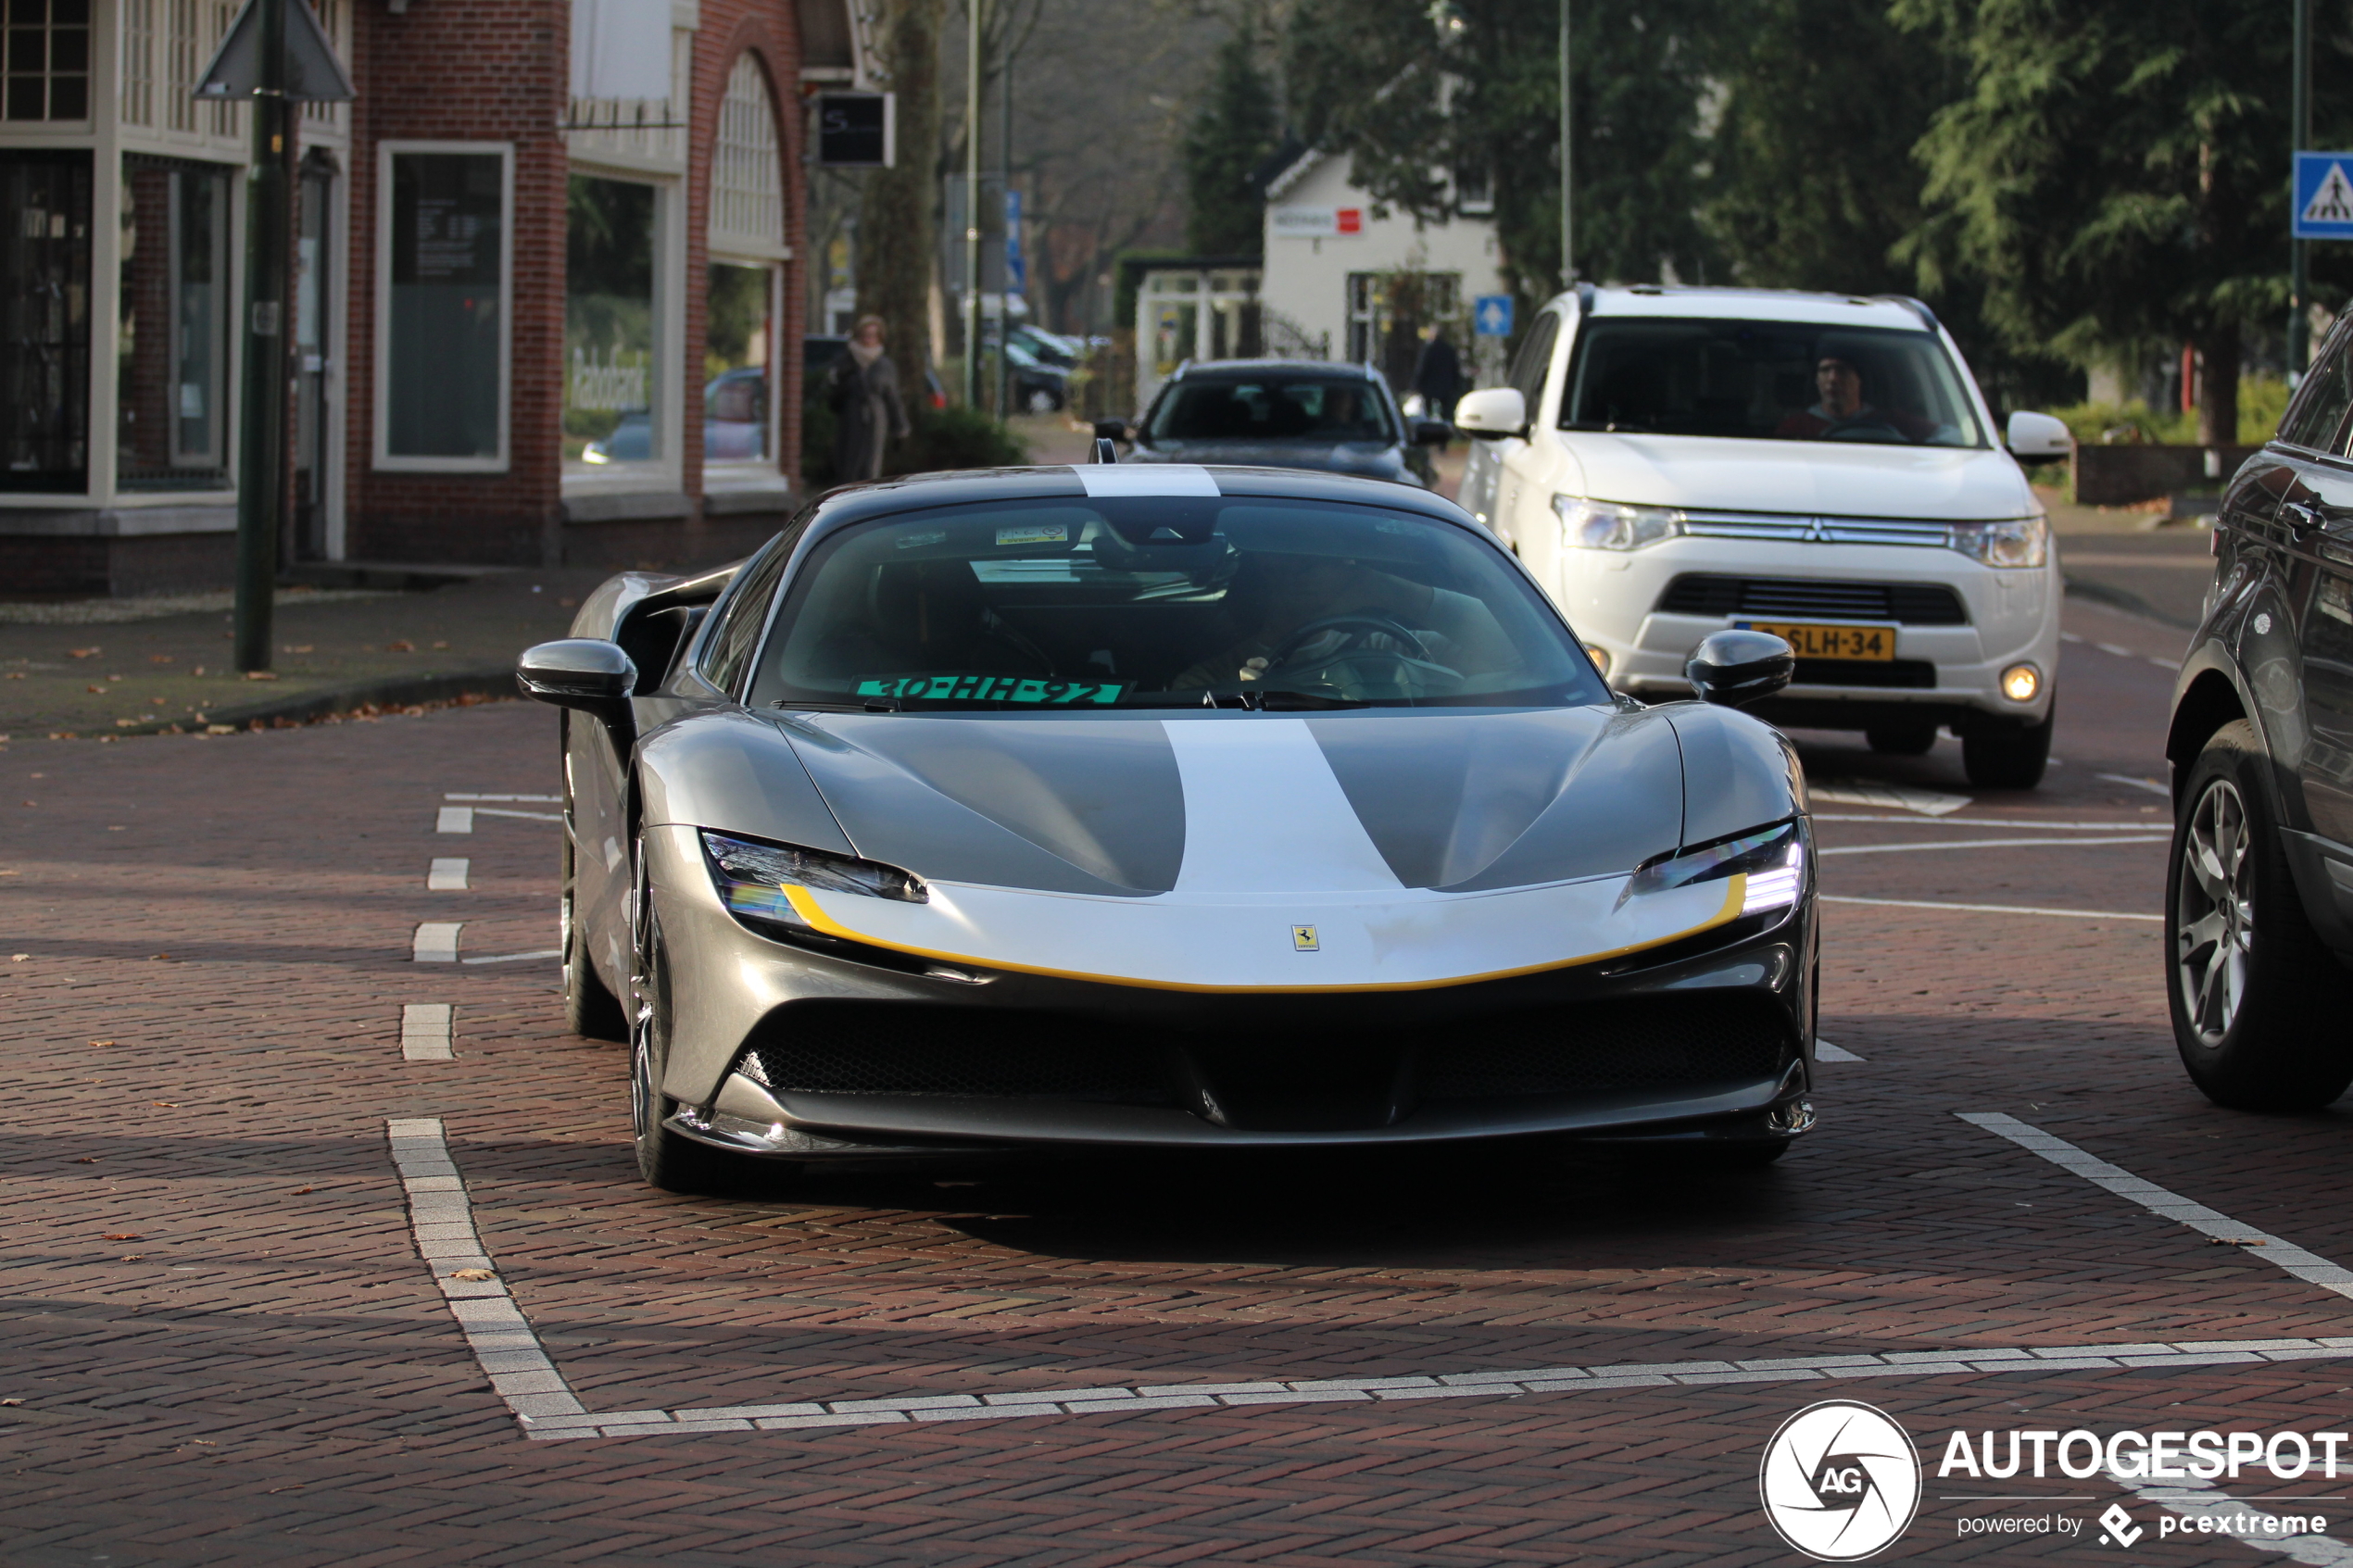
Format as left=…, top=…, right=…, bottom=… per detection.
left=750, top=497, right=1604, bottom=711
left=1146, top=377, right=1396, bottom=445
left=1561, top=318, right=1984, bottom=447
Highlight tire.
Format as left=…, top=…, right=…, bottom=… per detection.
left=2168, top=722, right=2353, bottom=1110
left=561, top=827, right=628, bottom=1041
left=1962, top=702, right=2055, bottom=789
left=629, top=842, right=752, bottom=1195
left=1866, top=723, right=1938, bottom=757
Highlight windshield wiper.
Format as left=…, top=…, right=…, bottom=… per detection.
left=1254, top=689, right=1368, bottom=709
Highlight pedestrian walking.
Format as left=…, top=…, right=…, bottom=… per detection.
left=1411, top=323, right=1465, bottom=424
left=826, top=315, right=913, bottom=483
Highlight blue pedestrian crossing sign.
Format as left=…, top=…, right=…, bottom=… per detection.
left=2295, top=153, right=2353, bottom=239
left=1473, top=295, right=1514, bottom=337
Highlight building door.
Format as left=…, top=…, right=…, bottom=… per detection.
left=293, top=155, right=335, bottom=560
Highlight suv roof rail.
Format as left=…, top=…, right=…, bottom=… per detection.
left=1874, top=295, right=1940, bottom=332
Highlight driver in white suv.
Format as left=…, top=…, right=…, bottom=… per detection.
left=1453, top=286, right=2068, bottom=789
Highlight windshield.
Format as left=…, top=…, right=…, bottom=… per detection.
left=1561, top=319, right=1985, bottom=447
left=750, top=496, right=1606, bottom=712
left=1145, top=377, right=1397, bottom=445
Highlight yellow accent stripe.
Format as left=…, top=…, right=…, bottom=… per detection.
left=778, top=875, right=1750, bottom=995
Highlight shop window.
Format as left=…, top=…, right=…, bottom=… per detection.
left=377, top=144, right=509, bottom=469
left=0, top=149, right=91, bottom=491
left=705, top=262, right=770, bottom=464
left=118, top=155, right=232, bottom=486
left=5, top=0, right=89, bottom=121
left=565, top=173, right=658, bottom=472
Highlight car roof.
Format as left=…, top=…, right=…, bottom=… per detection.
left=1567, top=285, right=1934, bottom=332
left=800, top=463, right=1477, bottom=544
left=1169, top=358, right=1382, bottom=383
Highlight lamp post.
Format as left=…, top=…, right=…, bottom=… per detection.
left=233, top=0, right=291, bottom=673
left=2292, top=0, right=2312, bottom=378
left=995, top=44, right=1013, bottom=420
left=1558, top=0, right=1571, bottom=286
left=963, top=0, right=982, bottom=408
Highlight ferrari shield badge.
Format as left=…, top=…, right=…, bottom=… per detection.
left=1291, top=924, right=1319, bottom=952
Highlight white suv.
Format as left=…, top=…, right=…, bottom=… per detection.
left=1454, top=285, right=2069, bottom=788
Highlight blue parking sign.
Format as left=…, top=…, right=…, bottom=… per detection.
left=1473, top=295, right=1514, bottom=337
left=2295, top=153, right=2353, bottom=239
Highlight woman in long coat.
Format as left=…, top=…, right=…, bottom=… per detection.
left=826, top=315, right=912, bottom=482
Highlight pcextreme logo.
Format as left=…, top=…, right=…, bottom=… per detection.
left=1759, top=1399, right=1924, bottom=1561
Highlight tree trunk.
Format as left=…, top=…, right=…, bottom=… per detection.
left=2195, top=322, right=2240, bottom=448
left=858, top=0, right=946, bottom=396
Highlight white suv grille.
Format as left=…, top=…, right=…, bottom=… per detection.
left=1680, top=510, right=1955, bottom=548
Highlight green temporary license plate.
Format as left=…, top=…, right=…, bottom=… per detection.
left=856, top=675, right=1126, bottom=705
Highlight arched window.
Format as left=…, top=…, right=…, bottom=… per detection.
left=706, top=53, right=786, bottom=470
left=710, top=55, right=785, bottom=259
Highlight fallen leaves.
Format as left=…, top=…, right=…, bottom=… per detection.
left=291, top=1186, right=311, bottom=1195
left=151, top=1101, right=177, bottom=1109
left=432, top=640, right=450, bottom=650
left=66, top=647, right=97, bottom=659
left=448, top=1268, right=496, bottom=1282
left=204, top=725, right=235, bottom=735
left=71, top=1157, right=96, bottom=1164
left=190, top=665, right=206, bottom=676
left=243, top=671, right=278, bottom=682
left=385, top=640, right=415, bottom=652
left=9, top=954, right=27, bottom=961
left=101, top=1234, right=139, bottom=1242
left=281, top=645, right=313, bottom=654
left=89, top=1040, right=112, bottom=1047
left=149, top=655, right=173, bottom=664
left=106, top=673, right=121, bottom=683
left=84, top=685, right=103, bottom=695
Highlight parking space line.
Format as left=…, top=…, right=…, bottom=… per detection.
left=1815, top=1039, right=1864, bottom=1063
left=1823, top=896, right=2160, bottom=922
left=412, top=922, right=463, bottom=962
left=473, top=808, right=561, bottom=822
left=427, top=858, right=470, bottom=891
left=2108, top=1470, right=2353, bottom=1563
left=436, top=807, right=474, bottom=834
left=1821, top=835, right=2167, bottom=856
left=1959, top=1112, right=2353, bottom=1301
left=384, top=1120, right=2353, bottom=1443
left=400, top=1004, right=453, bottom=1061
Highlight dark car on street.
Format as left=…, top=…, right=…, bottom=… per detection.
left=2165, top=317, right=2353, bottom=1110
left=1107, top=361, right=1452, bottom=488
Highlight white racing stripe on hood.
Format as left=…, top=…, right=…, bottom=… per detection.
left=1071, top=463, right=1220, bottom=497
left=1162, top=718, right=1403, bottom=893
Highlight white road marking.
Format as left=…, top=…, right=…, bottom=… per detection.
left=1814, top=813, right=2167, bottom=831
left=2097, top=642, right=2135, bottom=658
left=427, top=858, right=470, bottom=891
left=1815, top=1039, right=1864, bottom=1063
left=2099, top=771, right=2172, bottom=797
left=2108, top=1470, right=2353, bottom=1563
left=461, top=948, right=562, bottom=965
left=436, top=807, right=474, bottom=834
left=1823, top=895, right=2160, bottom=922
left=2061, top=632, right=2083, bottom=643
left=446, top=794, right=561, bottom=802
left=385, top=1120, right=2353, bottom=1443
left=1809, top=781, right=1971, bottom=816
left=2148, top=657, right=2180, bottom=671
left=1960, top=1112, right=2353, bottom=1301
left=1820, top=835, right=2167, bottom=856
left=400, top=1004, right=453, bottom=1061
left=473, top=808, right=561, bottom=822
left=412, top=922, right=463, bottom=962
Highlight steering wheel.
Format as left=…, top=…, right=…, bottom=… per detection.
left=1820, top=413, right=1906, bottom=443
left=1264, top=612, right=1462, bottom=700
left=1268, top=612, right=1434, bottom=669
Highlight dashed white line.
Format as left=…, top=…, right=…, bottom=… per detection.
left=436, top=807, right=474, bottom=834
left=401, top=1004, right=454, bottom=1061
left=1819, top=835, right=2167, bottom=856
left=1814, top=813, right=2167, bottom=831
left=473, top=808, right=561, bottom=822
left=2097, top=642, right=2135, bottom=658
left=384, top=1119, right=2353, bottom=1444
left=2110, top=1469, right=2353, bottom=1563
left=412, top=922, right=463, bottom=962
left=446, top=794, right=561, bottom=803
left=1960, top=1112, right=2353, bottom=1301
left=1809, top=781, right=1971, bottom=816
left=1822, top=895, right=2160, bottom=922
left=461, top=948, right=562, bottom=966
left=2099, top=771, right=2172, bottom=797
left=1815, top=1039, right=1865, bottom=1063
left=427, top=858, right=470, bottom=891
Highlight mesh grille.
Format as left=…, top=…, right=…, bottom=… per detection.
left=745, top=1004, right=1176, bottom=1105
left=1657, top=574, right=1968, bottom=625
left=1417, top=996, right=1791, bottom=1099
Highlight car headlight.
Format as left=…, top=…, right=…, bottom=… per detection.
left=1555, top=495, right=1686, bottom=551
left=700, top=830, right=927, bottom=928
left=1951, top=515, right=2048, bottom=569
left=1621, top=820, right=1806, bottom=916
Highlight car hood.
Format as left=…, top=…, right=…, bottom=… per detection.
left=766, top=706, right=1686, bottom=897
left=1130, top=441, right=1416, bottom=485
left=1556, top=432, right=2033, bottom=520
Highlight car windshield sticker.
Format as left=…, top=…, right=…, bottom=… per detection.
left=895, top=529, right=949, bottom=550
left=856, top=675, right=1125, bottom=704
left=995, top=522, right=1067, bottom=547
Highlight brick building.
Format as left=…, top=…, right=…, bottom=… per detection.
left=0, top=0, right=875, bottom=596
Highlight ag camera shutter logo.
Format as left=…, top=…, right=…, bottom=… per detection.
left=1760, top=1399, right=1922, bottom=1561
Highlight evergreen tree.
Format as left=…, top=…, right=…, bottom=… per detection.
left=1184, top=33, right=1282, bottom=257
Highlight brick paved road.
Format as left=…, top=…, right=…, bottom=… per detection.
left=4, top=599, right=2347, bottom=1566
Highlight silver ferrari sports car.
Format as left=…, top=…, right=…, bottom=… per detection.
left=518, top=460, right=1818, bottom=1194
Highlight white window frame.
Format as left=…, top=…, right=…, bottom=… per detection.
left=561, top=162, right=682, bottom=495
left=701, top=254, right=783, bottom=483
left=372, top=139, right=513, bottom=473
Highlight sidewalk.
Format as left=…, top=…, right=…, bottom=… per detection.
left=2043, top=489, right=2212, bottom=630
left=0, top=569, right=609, bottom=738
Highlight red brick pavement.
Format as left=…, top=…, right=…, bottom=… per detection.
left=0, top=604, right=2346, bottom=1565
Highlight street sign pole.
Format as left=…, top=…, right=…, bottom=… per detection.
left=2293, top=0, right=2312, bottom=377
left=1558, top=0, right=1571, bottom=286
left=233, top=0, right=291, bottom=673
left=963, top=0, right=981, bottom=409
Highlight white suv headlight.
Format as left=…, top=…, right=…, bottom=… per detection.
left=1554, top=495, right=1686, bottom=551
left=1951, top=515, right=2049, bottom=569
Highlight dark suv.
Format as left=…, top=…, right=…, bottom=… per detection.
left=2167, top=320, right=2353, bottom=1110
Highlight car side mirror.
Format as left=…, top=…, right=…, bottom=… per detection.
left=1413, top=419, right=1453, bottom=446
left=1092, top=419, right=1128, bottom=444
left=1452, top=386, right=1527, bottom=440
left=518, top=640, right=638, bottom=741
left=2006, top=410, right=2072, bottom=459
left=1685, top=630, right=1794, bottom=708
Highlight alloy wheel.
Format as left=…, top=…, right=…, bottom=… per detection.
left=2176, top=778, right=2255, bottom=1047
